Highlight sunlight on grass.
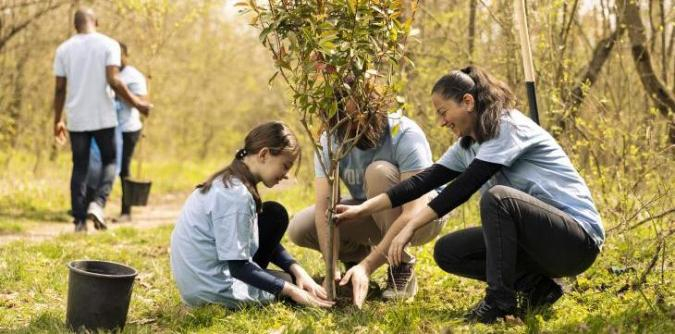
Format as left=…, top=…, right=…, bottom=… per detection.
left=1, top=210, right=673, bottom=333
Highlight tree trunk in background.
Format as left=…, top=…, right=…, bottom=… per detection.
left=621, top=0, right=675, bottom=142
left=562, top=25, right=625, bottom=116
left=468, top=0, right=477, bottom=63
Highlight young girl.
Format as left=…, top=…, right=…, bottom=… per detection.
left=336, top=66, right=603, bottom=323
left=170, top=121, right=333, bottom=309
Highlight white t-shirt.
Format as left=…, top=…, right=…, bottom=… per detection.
left=116, top=65, right=147, bottom=132
left=53, top=32, right=120, bottom=132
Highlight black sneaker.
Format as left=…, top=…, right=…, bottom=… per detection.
left=74, top=220, right=87, bottom=233
left=464, top=298, right=516, bottom=324
left=522, top=277, right=563, bottom=311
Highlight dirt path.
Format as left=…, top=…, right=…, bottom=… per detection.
left=0, top=192, right=187, bottom=246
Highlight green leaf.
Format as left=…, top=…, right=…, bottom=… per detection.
left=390, top=122, right=400, bottom=137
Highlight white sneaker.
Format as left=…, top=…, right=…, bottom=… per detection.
left=87, top=201, right=107, bottom=230
left=382, top=261, right=418, bottom=300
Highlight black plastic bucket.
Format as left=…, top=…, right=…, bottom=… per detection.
left=122, top=178, right=152, bottom=207
left=66, top=260, right=138, bottom=332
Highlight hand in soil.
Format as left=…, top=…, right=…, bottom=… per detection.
left=295, top=268, right=327, bottom=300
left=340, top=264, right=370, bottom=309
left=282, top=282, right=334, bottom=308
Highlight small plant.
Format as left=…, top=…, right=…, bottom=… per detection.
left=242, top=0, right=418, bottom=300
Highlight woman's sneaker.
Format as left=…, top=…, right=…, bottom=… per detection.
left=73, top=220, right=87, bottom=233
left=87, top=201, right=107, bottom=230
left=464, top=298, right=517, bottom=324
left=382, top=261, right=418, bottom=300
left=521, top=277, right=564, bottom=312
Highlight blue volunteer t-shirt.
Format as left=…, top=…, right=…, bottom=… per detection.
left=170, top=178, right=275, bottom=308
left=314, top=114, right=433, bottom=200
left=437, top=110, right=605, bottom=248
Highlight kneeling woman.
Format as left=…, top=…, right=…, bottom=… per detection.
left=171, top=121, right=333, bottom=309
left=336, top=66, right=603, bottom=323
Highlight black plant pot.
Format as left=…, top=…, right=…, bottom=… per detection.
left=122, top=178, right=152, bottom=207
left=66, top=260, right=138, bottom=332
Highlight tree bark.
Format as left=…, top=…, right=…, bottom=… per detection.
left=621, top=0, right=675, bottom=142
left=468, top=0, right=477, bottom=62
left=563, top=25, right=625, bottom=113
left=0, top=1, right=66, bottom=52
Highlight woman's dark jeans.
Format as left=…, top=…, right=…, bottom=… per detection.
left=120, top=130, right=142, bottom=214
left=433, top=185, right=599, bottom=309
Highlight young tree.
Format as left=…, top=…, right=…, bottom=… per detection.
left=244, top=0, right=417, bottom=300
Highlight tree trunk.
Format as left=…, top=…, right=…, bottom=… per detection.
left=621, top=0, right=675, bottom=142
left=563, top=25, right=625, bottom=113
left=467, top=0, right=477, bottom=62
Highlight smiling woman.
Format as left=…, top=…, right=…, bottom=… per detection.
left=333, top=65, right=604, bottom=324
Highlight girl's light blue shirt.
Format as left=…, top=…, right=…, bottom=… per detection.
left=170, top=178, right=275, bottom=308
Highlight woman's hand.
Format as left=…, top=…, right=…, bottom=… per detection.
left=333, top=204, right=365, bottom=224
left=388, top=225, right=415, bottom=267
left=339, top=264, right=370, bottom=309
left=291, top=264, right=327, bottom=300
left=282, top=282, right=334, bottom=308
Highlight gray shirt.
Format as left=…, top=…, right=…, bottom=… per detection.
left=314, top=114, right=434, bottom=200
left=437, top=110, right=604, bottom=247
left=170, top=178, right=275, bottom=308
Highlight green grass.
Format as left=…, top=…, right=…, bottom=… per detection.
left=0, top=151, right=673, bottom=333
left=0, top=203, right=673, bottom=333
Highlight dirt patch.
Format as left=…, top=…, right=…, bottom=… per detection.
left=0, top=192, right=188, bottom=246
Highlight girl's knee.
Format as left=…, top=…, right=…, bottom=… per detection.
left=261, top=201, right=288, bottom=227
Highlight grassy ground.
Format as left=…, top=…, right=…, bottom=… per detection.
left=0, top=153, right=673, bottom=333
left=1, top=194, right=673, bottom=333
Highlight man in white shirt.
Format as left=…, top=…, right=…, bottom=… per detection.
left=53, top=8, right=151, bottom=232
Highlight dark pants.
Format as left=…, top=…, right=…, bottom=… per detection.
left=254, top=201, right=293, bottom=283
left=120, top=130, right=142, bottom=214
left=433, top=185, right=599, bottom=309
left=69, top=128, right=117, bottom=221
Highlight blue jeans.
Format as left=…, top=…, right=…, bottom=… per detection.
left=69, top=128, right=117, bottom=221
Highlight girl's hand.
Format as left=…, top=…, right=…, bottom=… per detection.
left=293, top=266, right=327, bottom=300
left=333, top=204, right=365, bottom=224
left=388, top=225, right=415, bottom=267
left=339, top=264, right=370, bottom=309
left=282, top=282, right=334, bottom=308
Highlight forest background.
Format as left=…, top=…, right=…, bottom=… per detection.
left=0, top=0, right=673, bottom=333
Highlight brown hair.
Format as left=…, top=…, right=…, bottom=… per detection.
left=332, top=81, right=388, bottom=150
left=197, top=121, right=300, bottom=212
left=432, top=65, right=515, bottom=148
